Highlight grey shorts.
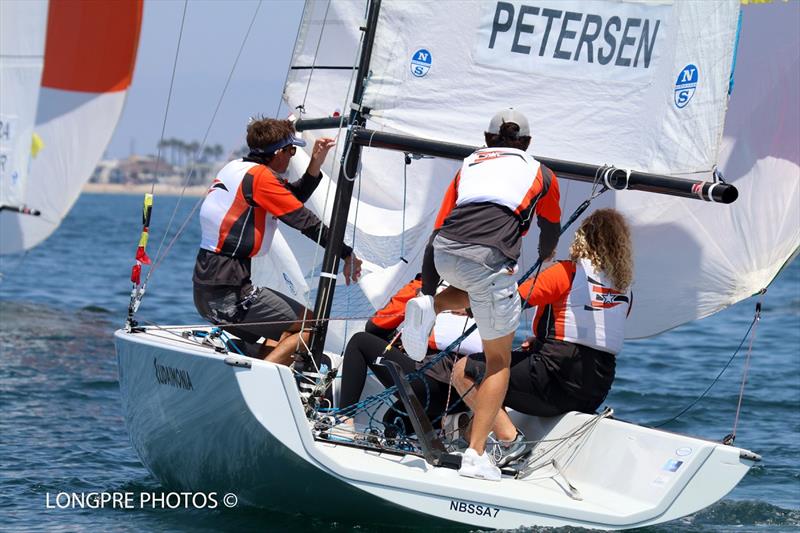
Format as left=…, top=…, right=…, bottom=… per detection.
left=433, top=238, right=520, bottom=340
left=193, top=284, right=309, bottom=344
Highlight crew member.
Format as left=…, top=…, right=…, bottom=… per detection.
left=193, top=117, right=362, bottom=364
left=402, top=108, right=562, bottom=481
left=452, top=208, right=633, bottom=469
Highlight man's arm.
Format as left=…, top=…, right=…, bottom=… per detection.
left=535, top=167, right=561, bottom=261
left=283, top=171, right=323, bottom=203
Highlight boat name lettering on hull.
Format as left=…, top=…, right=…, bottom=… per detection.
left=154, top=358, right=194, bottom=391
left=449, top=499, right=499, bottom=518
left=476, top=0, right=670, bottom=83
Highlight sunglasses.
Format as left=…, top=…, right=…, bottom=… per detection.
left=281, top=145, right=297, bottom=156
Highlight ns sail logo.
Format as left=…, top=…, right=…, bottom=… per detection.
left=410, top=49, right=432, bottom=77
left=674, top=64, right=698, bottom=108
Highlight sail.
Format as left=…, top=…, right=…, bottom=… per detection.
left=0, top=0, right=48, bottom=213
left=260, top=0, right=797, bottom=346
left=0, top=0, right=143, bottom=255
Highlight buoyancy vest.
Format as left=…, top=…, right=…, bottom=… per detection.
left=556, top=259, right=630, bottom=354
left=199, top=160, right=296, bottom=259
left=456, top=147, right=547, bottom=220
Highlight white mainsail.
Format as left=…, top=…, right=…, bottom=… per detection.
left=262, top=0, right=798, bottom=341
left=0, top=0, right=143, bottom=255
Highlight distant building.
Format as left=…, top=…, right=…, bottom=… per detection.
left=90, top=154, right=224, bottom=187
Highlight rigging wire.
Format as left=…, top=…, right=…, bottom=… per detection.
left=649, top=295, right=764, bottom=430
left=728, top=292, right=765, bottom=443
left=145, top=0, right=265, bottom=285
left=299, top=0, right=333, bottom=114
left=274, top=2, right=309, bottom=118
left=149, top=0, right=189, bottom=199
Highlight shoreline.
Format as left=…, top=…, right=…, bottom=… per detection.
left=82, top=183, right=208, bottom=197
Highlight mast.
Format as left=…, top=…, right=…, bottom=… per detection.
left=302, top=0, right=382, bottom=369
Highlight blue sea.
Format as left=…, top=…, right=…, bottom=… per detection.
left=1, top=193, right=798, bottom=532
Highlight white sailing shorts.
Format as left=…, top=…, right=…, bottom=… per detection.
left=433, top=241, right=520, bottom=340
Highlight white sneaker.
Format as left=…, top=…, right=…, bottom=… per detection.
left=458, top=448, right=501, bottom=481
left=401, top=294, right=435, bottom=362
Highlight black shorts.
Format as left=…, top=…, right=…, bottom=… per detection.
left=194, top=283, right=309, bottom=344
left=463, top=340, right=615, bottom=417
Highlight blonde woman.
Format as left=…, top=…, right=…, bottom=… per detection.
left=451, top=208, right=634, bottom=471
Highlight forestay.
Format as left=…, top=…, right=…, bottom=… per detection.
left=256, top=0, right=798, bottom=347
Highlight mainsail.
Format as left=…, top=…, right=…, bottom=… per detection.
left=0, top=0, right=143, bottom=255
left=258, top=0, right=798, bottom=346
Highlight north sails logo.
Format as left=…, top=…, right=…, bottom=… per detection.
left=410, top=48, right=432, bottom=77
left=675, top=64, right=698, bottom=108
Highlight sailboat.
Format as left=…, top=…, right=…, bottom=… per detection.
left=115, top=0, right=798, bottom=529
left=0, top=0, right=143, bottom=255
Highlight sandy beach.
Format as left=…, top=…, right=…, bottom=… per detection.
left=82, top=182, right=208, bottom=197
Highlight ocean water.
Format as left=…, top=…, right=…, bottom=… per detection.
left=1, top=193, right=798, bottom=532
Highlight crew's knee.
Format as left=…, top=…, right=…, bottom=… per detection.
left=452, top=357, right=470, bottom=392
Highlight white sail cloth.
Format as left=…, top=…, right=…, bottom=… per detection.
left=0, top=1, right=142, bottom=255
left=254, top=0, right=798, bottom=348
left=0, top=0, right=48, bottom=212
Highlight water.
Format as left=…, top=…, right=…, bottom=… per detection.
left=1, top=193, right=798, bottom=532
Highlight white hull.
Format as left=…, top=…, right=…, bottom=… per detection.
left=116, top=327, right=758, bottom=530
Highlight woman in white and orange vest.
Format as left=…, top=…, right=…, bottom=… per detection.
left=451, top=208, right=633, bottom=467
left=193, top=117, right=362, bottom=364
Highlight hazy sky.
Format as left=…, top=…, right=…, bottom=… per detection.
left=106, top=0, right=305, bottom=159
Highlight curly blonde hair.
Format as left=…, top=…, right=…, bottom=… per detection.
left=569, top=208, right=633, bottom=291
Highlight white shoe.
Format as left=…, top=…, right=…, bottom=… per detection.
left=458, top=448, right=501, bottom=481
left=401, top=294, right=435, bottom=362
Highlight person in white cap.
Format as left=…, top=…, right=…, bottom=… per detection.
left=402, top=108, right=561, bottom=480
left=193, top=117, right=361, bottom=365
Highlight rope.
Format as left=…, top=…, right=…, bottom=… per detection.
left=650, top=295, right=763, bottom=430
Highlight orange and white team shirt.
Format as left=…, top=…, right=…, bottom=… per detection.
left=199, top=160, right=305, bottom=258
left=519, top=259, right=632, bottom=354
left=434, top=147, right=561, bottom=232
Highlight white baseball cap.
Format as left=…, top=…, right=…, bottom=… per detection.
left=486, top=108, right=530, bottom=137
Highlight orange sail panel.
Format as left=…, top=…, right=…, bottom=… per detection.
left=42, top=0, right=143, bottom=93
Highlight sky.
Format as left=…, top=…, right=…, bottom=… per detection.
left=106, top=0, right=305, bottom=159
